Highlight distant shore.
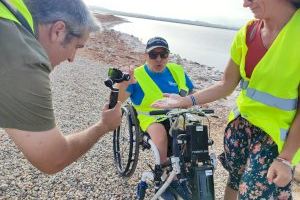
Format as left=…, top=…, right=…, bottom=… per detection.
left=89, top=6, right=240, bottom=31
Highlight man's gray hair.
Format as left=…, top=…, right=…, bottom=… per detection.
left=24, top=0, right=100, bottom=40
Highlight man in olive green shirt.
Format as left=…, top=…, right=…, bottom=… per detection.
left=0, top=0, right=122, bottom=174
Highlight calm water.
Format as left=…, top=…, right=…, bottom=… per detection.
left=113, top=16, right=238, bottom=71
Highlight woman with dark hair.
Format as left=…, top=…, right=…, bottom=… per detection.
left=153, top=0, right=300, bottom=199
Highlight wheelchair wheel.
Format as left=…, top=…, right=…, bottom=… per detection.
left=113, top=105, right=141, bottom=177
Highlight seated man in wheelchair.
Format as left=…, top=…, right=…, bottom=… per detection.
left=118, top=36, right=194, bottom=165
left=117, top=37, right=194, bottom=197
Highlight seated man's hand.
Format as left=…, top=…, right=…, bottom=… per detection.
left=100, top=101, right=122, bottom=132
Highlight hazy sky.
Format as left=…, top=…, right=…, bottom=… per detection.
left=83, top=0, right=253, bottom=27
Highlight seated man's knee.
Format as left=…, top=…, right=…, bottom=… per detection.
left=147, top=123, right=168, bottom=145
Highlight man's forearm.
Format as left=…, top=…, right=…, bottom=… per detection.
left=63, top=122, right=110, bottom=167
left=6, top=123, right=112, bottom=174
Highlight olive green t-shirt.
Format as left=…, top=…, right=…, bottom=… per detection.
left=0, top=19, right=56, bottom=131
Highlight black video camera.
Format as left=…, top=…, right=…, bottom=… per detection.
left=104, top=68, right=130, bottom=109
left=104, top=68, right=130, bottom=89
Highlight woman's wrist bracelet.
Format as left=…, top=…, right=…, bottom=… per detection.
left=275, top=157, right=293, bottom=170
left=189, top=95, right=197, bottom=106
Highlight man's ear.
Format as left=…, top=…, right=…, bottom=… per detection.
left=49, top=21, right=67, bottom=43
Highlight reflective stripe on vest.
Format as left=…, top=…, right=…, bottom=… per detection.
left=240, top=79, right=298, bottom=111
left=280, top=128, right=288, bottom=142
left=231, top=107, right=240, bottom=119
left=238, top=78, right=296, bottom=142
left=240, top=79, right=249, bottom=90
left=0, top=0, right=34, bottom=34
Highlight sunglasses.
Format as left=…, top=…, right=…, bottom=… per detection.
left=148, top=51, right=169, bottom=59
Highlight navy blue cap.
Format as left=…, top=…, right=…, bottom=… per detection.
left=146, top=37, right=169, bottom=52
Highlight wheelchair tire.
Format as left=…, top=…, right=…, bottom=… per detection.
left=113, top=105, right=141, bottom=177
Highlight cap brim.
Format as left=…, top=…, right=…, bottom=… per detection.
left=146, top=46, right=169, bottom=53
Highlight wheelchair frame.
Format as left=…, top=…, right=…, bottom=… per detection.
left=113, top=104, right=216, bottom=200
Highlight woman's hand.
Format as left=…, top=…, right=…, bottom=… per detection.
left=267, top=158, right=293, bottom=187
left=152, top=93, right=189, bottom=109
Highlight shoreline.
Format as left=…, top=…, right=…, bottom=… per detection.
left=89, top=6, right=240, bottom=30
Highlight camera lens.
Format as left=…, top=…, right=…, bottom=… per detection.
left=123, top=74, right=130, bottom=81
left=104, top=79, right=113, bottom=88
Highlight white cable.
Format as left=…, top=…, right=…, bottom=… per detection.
left=144, top=135, right=161, bottom=165
left=141, top=171, right=154, bottom=182
left=151, top=170, right=177, bottom=200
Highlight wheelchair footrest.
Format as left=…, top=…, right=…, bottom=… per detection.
left=136, top=181, right=148, bottom=200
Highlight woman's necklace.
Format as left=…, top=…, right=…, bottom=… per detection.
left=260, top=28, right=280, bottom=49
left=260, top=10, right=293, bottom=49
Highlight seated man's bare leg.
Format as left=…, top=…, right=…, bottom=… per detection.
left=147, top=123, right=168, bottom=164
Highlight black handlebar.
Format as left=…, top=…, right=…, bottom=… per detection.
left=149, top=110, right=171, bottom=115
left=202, top=109, right=214, bottom=114
left=149, top=108, right=214, bottom=116
left=108, top=88, right=119, bottom=109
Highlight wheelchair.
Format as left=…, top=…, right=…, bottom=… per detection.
left=112, top=104, right=217, bottom=200
left=113, top=104, right=141, bottom=177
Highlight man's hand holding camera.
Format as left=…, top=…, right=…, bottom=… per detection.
left=99, top=102, right=122, bottom=133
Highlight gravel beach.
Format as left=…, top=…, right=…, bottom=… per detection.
left=0, top=14, right=299, bottom=199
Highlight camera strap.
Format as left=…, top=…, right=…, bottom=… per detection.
left=0, top=0, right=34, bottom=35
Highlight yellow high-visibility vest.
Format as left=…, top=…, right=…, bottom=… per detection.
left=229, top=10, right=300, bottom=165
left=0, top=0, right=34, bottom=33
left=133, top=63, right=189, bottom=131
